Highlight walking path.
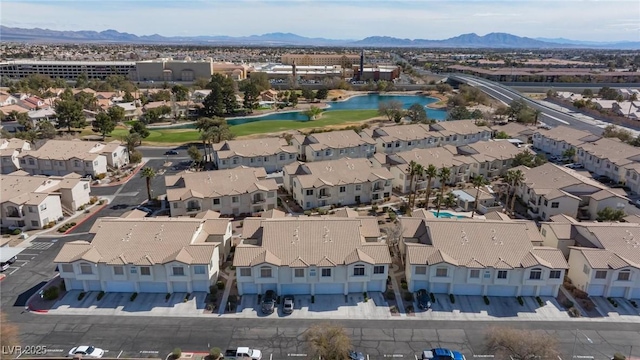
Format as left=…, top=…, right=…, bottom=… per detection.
left=217, top=269, right=236, bottom=315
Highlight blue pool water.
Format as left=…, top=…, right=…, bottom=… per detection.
left=430, top=210, right=468, bottom=219
left=155, top=94, right=447, bottom=129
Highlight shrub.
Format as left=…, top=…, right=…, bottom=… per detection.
left=130, top=292, right=138, bottom=301
left=572, top=288, right=589, bottom=299
left=483, top=295, right=490, bottom=305
left=429, top=293, right=435, bottom=303
left=166, top=293, right=171, bottom=300
left=403, top=292, right=413, bottom=302
left=311, top=295, right=315, bottom=303
left=535, top=296, right=544, bottom=307
left=562, top=299, right=574, bottom=309
left=11, top=229, right=21, bottom=235
left=89, top=196, right=98, bottom=204
left=77, top=292, right=86, bottom=301
left=517, top=296, right=524, bottom=306
left=631, top=300, right=638, bottom=308
left=401, top=282, right=408, bottom=290
left=406, top=305, right=415, bottom=313
left=209, top=348, right=222, bottom=360
left=303, top=210, right=312, bottom=216
left=209, top=285, right=218, bottom=295
left=96, top=173, right=107, bottom=180
left=363, top=292, right=369, bottom=302
left=96, top=291, right=105, bottom=301
left=185, top=293, right=191, bottom=301
left=99, top=199, right=107, bottom=205
left=449, top=294, right=455, bottom=304
left=385, top=290, right=396, bottom=300
left=43, top=287, right=59, bottom=300
left=371, top=205, right=378, bottom=213
left=172, top=348, right=182, bottom=359
left=568, top=307, right=581, bottom=317
left=390, top=305, right=399, bottom=313
left=613, top=353, right=627, bottom=360
left=216, top=281, right=225, bottom=290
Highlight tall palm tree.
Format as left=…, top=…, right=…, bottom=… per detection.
left=436, top=167, right=451, bottom=217
left=434, top=192, right=444, bottom=216
left=423, top=164, right=438, bottom=209
left=140, top=167, right=156, bottom=201
left=199, top=131, right=209, bottom=163
left=406, top=161, right=423, bottom=208
left=443, top=192, right=457, bottom=210
left=629, top=93, right=638, bottom=117
left=507, top=169, right=525, bottom=215
left=471, top=175, right=489, bottom=218
left=533, top=109, right=542, bottom=126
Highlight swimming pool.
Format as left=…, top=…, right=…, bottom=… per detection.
left=430, top=210, right=469, bottom=219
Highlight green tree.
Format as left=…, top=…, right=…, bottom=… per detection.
left=288, top=92, right=299, bottom=108
left=301, top=88, right=315, bottom=100
left=107, top=105, right=126, bottom=124
left=75, top=73, right=89, bottom=88
left=436, top=167, right=451, bottom=217
left=315, top=88, right=329, bottom=100
left=243, top=82, right=260, bottom=113
left=406, top=103, right=428, bottom=123
left=302, top=106, right=323, bottom=120
left=129, top=150, right=142, bottom=164
left=304, top=324, right=352, bottom=360
left=596, top=207, right=626, bottom=222
left=54, top=98, right=86, bottom=132
left=435, top=83, right=453, bottom=94
left=506, top=169, right=525, bottom=215
left=245, top=72, right=271, bottom=92
left=123, top=91, right=135, bottom=103
left=202, top=83, right=225, bottom=117
left=471, top=175, right=489, bottom=218
left=562, top=147, right=576, bottom=160
left=582, top=89, right=594, bottom=98
left=448, top=106, right=471, bottom=120
left=443, top=192, right=457, bottom=209
left=37, top=120, right=57, bottom=139
left=495, top=131, right=509, bottom=139
left=92, top=112, right=116, bottom=138
left=171, top=84, right=189, bottom=101
left=378, top=100, right=403, bottom=121
left=130, top=121, right=150, bottom=139
left=152, top=90, right=171, bottom=102
left=187, top=145, right=203, bottom=164
left=122, top=133, right=141, bottom=152
left=422, top=164, right=438, bottom=209
left=140, top=167, right=156, bottom=201
left=407, top=161, right=424, bottom=209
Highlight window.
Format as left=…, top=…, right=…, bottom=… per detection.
left=31, top=220, right=38, bottom=227
left=339, top=186, right=346, bottom=193
left=541, top=228, right=547, bottom=236
left=469, top=269, right=480, bottom=278
left=374, top=265, right=385, bottom=274
left=61, top=264, right=73, bottom=272
left=83, top=184, right=89, bottom=190
left=80, top=263, right=93, bottom=275
left=353, top=265, right=365, bottom=276
left=595, top=270, right=607, bottom=279
left=415, top=266, right=427, bottom=275
left=551, top=202, right=559, bottom=208
left=240, top=268, right=252, bottom=277
left=321, top=268, right=332, bottom=277
left=113, top=266, right=124, bottom=275
left=484, top=270, right=491, bottom=279
left=213, top=198, right=220, bottom=205
left=194, top=266, right=206, bottom=275
left=93, top=161, right=98, bottom=166
left=267, top=192, right=275, bottom=198
left=529, top=268, right=542, bottom=280
left=29, top=159, right=35, bottom=165
left=260, top=267, right=272, bottom=278
left=140, top=267, right=151, bottom=276
left=436, top=268, right=448, bottom=277
left=263, top=157, right=268, bottom=162
left=497, top=270, right=508, bottom=279
left=250, top=158, right=255, bottom=163
left=40, top=204, right=47, bottom=211
left=549, top=270, right=562, bottom=279
left=279, top=154, right=285, bottom=161
left=231, top=196, right=238, bottom=203
left=617, top=270, right=631, bottom=281
left=306, top=189, right=314, bottom=196
left=172, top=266, right=185, bottom=276
left=583, top=264, right=590, bottom=275
left=355, top=185, right=362, bottom=191
left=173, top=202, right=179, bottom=208
left=130, top=267, right=137, bottom=274
left=294, top=269, right=304, bottom=278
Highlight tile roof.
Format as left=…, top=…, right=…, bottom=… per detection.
left=302, top=130, right=375, bottom=151
left=389, top=147, right=474, bottom=169
left=284, top=158, right=394, bottom=188
left=165, top=167, right=278, bottom=201
left=1, top=172, right=88, bottom=206
left=429, top=119, right=492, bottom=135
left=536, top=125, right=601, bottom=145
left=367, top=124, right=433, bottom=141
left=233, top=218, right=391, bottom=267
left=212, top=137, right=296, bottom=159
left=518, top=163, right=613, bottom=196
left=459, top=141, right=522, bottom=162
left=483, top=211, right=512, bottom=221
left=579, top=137, right=640, bottom=166
left=17, top=139, right=123, bottom=161
left=54, top=217, right=223, bottom=265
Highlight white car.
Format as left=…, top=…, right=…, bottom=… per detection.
left=68, top=346, right=104, bottom=358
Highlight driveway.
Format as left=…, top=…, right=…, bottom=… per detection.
left=590, top=297, right=640, bottom=318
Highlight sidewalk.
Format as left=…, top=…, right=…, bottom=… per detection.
left=92, top=163, right=144, bottom=187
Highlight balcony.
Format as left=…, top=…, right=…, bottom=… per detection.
left=317, top=192, right=331, bottom=199
left=252, top=197, right=266, bottom=204
left=186, top=206, right=201, bottom=212
left=5, top=208, right=24, bottom=218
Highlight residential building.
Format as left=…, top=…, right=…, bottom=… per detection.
left=165, top=167, right=278, bottom=217
left=0, top=60, right=137, bottom=80
left=428, top=120, right=493, bottom=147
left=400, top=217, right=568, bottom=296
left=53, top=215, right=231, bottom=293
left=514, top=163, right=640, bottom=221
left=17, top=140, right=128, bottom=177
left=281, top=54, right=361, bottom=67
left=451, top=188, right=501, bottom=214
left=533, top=126, right=601, bottom=158
left=0, top=138, right=31, bottom=174
left=491, top=122, right=536, bottom=144
left=576, top=138, right=640, bottom=184
left=0, top=92, right=19, bottom=106
left=212, top=137, right=297, bottom=173
left=115, top=102, right=142, bottom=120
left=291, top=130, right=376, bottom=162
left=234, top=216, right=391, bottom=295
left=458, top=141, right=522, bottom=179
left=283, top=158, right=394, bottom=210
left=1, top=172, right=91, bottom=230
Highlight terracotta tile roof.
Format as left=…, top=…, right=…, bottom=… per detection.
left=579, top=138, right=640, bottom=165
left=233, top=218, right=391, bottom=267
left=0, top=104, right=30, bottom=115
left=284, top=158, right=394, bottom=188
left=212, top=137, right=296, bottom=159
left=519, top=163, right=617, bottom=199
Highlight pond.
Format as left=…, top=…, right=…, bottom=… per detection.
left=155, top=94, right=448, bottom=129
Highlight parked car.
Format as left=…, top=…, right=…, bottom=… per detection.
left=564, top=163, right=584, bottom=169
left=224, top=347, right=262, bottom=360
left=348, top=351, right=365, bottom=360
left=416, top=289, right=430, bottom=309
left=261, top=290, right=276, bottom=314
left=282, top=295, right=294, bottom=314
left=635, top=199, right=640, bottom=208
left=164, top=150, right=179, bottom=155
left=68, top=346, right=104, bottom=358
left=1, top=256, right=17, bottom=271
left=422, top=348, right=466, bottom=360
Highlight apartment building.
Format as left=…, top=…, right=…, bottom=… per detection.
left=457, top=141, right=522, bottom=179
left=290, top=130, right=376, bottom=162
left=281, top=53, right=360, bottom=67
left=491, top=122, right=536, bottom=144
left=532, top=126, right=601, bottom=158
left=1, top=172, right=91, bottom=230
left=234, top=216, right=391, bottom=295
left=54, top=215, right=231, bottom=293
left=16, top=140, right=128, bottom=177
left=400, top=217, right=568, bottom=297
left=0, top=138, right=31, bottom=174
left=283, top=158, right=394, bottom=210
left=514, top=163, right=639, bottom=221
left=429, top=120, right=493, bottom=146
left=576, top=138, right=640, bottom=184
left=212, top=137, right=297, bottom=173
left=165, top=167, right=278, bottom=217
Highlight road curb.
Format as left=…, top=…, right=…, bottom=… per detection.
left=92, top=163, right=145, bottom=188
left=26, top=274, right=60, bottom=314
left=63, top=203, right=109, bottom=235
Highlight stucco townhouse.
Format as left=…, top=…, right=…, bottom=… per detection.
left=290, top=129, right=376, bottom=162
left=532, top=125, right=601, bottom=158
left=490, top=122, right=535, bottom=144
left=165, top=167, right=278, bottom=217
left=514, top=163, right=640, bottom=221
left=212, top=137, right=297, bottom=173
left=428, top=120, right=493, bottom=147
left=576, top=138, right=640, bottom=185
left=233, top=215, right=391, bottom=296
left=0, top=138, right=31, bottom=174
left=16, top=139, right=128, bottom=177
left=1, top=172, right=91, bottom=230
left=458, top=141, right=522, bottom=179
left=540, top=220, right=640, bottom=299
left=399, top=214, right=568, bottom=297
left=54, top=215, right=231, bottom=294
left=283, top=158, right=394, bottom=210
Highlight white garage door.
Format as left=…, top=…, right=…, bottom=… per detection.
left=172, top=282, right=189, bottom=293
left=520, top=285, right=536, bottom=297
left=67, top=279, right=84, bottom=290
left=452, top=284, right=482, bottom=296
left=412, top=280, right=429, bottom=292
left=587, top=284, right=606, bottom=297
left=86, top=280, right=102, bottom=291
left=242, top=282, right=258, bottom=295
left=104, top=281, right=136, bottom=293
left=315, top=283, right=344, bottom=294
left=139, top=282, right=168, bottom=293
left=348, top=282, right=364, bottom=294
left=609, top=286, right=626, bottom=298
left=367, top=280, right=385, bottom=292
left=430, top=283, right=449, bottom=294
left=192, top=280, right=211, bottom=292
left=539, top=285, right=556, bottom=297
left=487, top=285, right=518, bottom=297
left=281, top=283, right=311, bottom=295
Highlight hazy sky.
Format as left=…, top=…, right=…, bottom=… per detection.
left=2, top=0, right=640, bottom=42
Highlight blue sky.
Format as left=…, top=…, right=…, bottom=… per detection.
left=2, top=0, right=639, bottom=42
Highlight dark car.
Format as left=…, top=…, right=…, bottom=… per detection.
left=348, top=351, right=365, bottom=360
left=261, top=290, right=276, bottom=314
left=164, top=150, right=179, bottom=155
left=282, top=295, right=294, bottom=314
left=416, top=289, right=430, bottom=309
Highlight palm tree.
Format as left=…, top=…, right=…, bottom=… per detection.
left=140, top=167, right=156, bottom=201
left=443, top=192, right=457, bottom=210
left=422, top=164, right=438, bottom=209
left=434, top=193, right=444, bottom=216
left=506, top=169, right=525, bottom=215
left=436, top=167, right=451, bottom=217
left=533, top=109, right=542, bottom=126
left=471, top=175, right=489, bottom=218
left=629, top=93, right=638, bottom=117
left=406, top=161, right=423, bottom=208
left=199, top=131, right=209, bottom=163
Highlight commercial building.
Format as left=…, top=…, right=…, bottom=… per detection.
left=136, top=58, right=247, bottom=82
left=0, top=60, right=136, bottom=80
left=281, top=54, right=360, bottom=67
